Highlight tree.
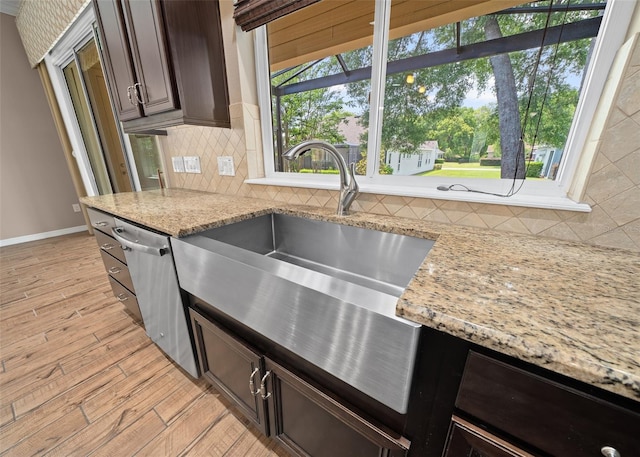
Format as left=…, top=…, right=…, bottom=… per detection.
left=425, top=108, right=476, bottom=159
left=436, top=1, right=596, bottom=177
left=485, top=15, right=524, bottom=178
left=272, top=62, right=352, bottom=153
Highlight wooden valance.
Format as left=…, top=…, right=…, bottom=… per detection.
left=233, top=0, right=322, bottom=32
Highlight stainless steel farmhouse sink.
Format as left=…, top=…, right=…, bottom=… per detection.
left=171, top=213, right=435, bottom=413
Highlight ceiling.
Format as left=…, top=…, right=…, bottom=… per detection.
left=267, top=0, right=525, bottom=71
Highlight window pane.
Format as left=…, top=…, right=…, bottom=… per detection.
left=128, top=134, right=165, bottom=190
left=379, top=0, right=603, bottom=180
left=267, top=1, right=374, bottom=175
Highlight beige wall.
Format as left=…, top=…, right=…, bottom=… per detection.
left=160, top=3, right=640, bottom=252
left=0, top=12, right=85, bottom=241
left=15, top=0, right=88, bottom=67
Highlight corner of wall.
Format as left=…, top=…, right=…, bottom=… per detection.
left=567, top=33, right=639, bottom=202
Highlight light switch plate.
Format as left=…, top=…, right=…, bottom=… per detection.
left=217, top=156, right=235, bottom=176
left=172, top=157, right=185, bottom=173
left=183, top=156, right=201, bottom=173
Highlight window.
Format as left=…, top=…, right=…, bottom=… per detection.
left=253, top=0, right=635, bottom=211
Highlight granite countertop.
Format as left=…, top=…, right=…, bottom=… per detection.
left=81, top=189, right=640, bottom=402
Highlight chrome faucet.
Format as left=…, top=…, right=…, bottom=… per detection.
left=283, top=140, right=359, bottom=216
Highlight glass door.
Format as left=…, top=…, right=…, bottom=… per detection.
left=63, top=43, right=115, bottom=195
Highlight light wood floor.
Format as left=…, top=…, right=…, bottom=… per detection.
left=0, top=232, right=290, bottom=456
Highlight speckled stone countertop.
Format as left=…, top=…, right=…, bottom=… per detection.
left=81, top=189, right=640, bottom=402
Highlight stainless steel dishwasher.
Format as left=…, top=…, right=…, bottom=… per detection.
left=112, top=218, right=199, bottom=378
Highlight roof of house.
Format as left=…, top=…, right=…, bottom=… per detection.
left=337, top=116, right=366, bottom=145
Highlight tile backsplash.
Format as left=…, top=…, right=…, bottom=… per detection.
left=160, top=36, right=640, bottom=253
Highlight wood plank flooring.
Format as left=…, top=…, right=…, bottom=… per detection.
left=0, top=233, right=290, bottom=456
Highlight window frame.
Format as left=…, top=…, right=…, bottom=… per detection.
left=250, top=0, right=635, bottom=212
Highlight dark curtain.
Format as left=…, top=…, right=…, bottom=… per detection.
left=233, top=0, right=321, bottom=32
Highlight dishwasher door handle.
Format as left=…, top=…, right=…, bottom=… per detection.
left=112, top=227, right=167, bottom=256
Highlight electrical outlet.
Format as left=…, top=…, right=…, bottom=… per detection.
left=183, top=156, right=201, bottom=173
left=72, top=203, right=81, bottom=213
left=217, top=156, right=235, bottom=176
left=172, top=157, right=185, bottom=173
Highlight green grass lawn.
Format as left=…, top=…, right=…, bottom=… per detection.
left=418, top=162, right=501, bottom=178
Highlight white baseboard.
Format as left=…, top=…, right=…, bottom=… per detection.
left=0, top=225, right=89, bottom=247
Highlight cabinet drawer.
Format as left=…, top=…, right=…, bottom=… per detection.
left=94, top=230, right=127, bottom=264
left=444, top=416, right=534, bottom=457
left=100, top=249, right=135, bottom=294
left=108, top=276, right=142, bottom=323
left=456, top=352, right=640, bottom=457
left=87, top=207, right=117, bottom=235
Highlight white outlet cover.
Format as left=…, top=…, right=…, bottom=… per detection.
left=217, top=156, right=235, bottom=176
left=183, top=156, right=201, bottom=173
left=172, top=157, right=185, bottom=173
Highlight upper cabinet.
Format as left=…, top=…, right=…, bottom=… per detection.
left=93, top=0, right=230, bottom=132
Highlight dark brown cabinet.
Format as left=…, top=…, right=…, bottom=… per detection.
left=190, top=309, right=268, bottom=434
left=86, top=207, right=143, bottom=323
left=189, top=308, right=409, bottom=457
left=94, top=0, right=230, bottom=132
left=262, top=357, right=409, bottom=457
left=444, top=351, right=640, bottom=457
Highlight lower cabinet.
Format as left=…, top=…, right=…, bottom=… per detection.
left=189, top=308, right=409, bottom=457
left=446, top=351, right=640, bottom=457
left=87, top=206, right=143, bottom=324
left=190, top=308, right=268, bottom=434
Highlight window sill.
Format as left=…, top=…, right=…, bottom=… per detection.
left=245, top=175, right=592, bottom=213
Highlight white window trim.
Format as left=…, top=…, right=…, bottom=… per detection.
left=248, top=0, right=635, bottom=213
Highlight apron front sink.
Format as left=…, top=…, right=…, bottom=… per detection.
left=172, top=213, right=435, bottom=413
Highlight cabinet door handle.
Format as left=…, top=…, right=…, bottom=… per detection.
left=134, top=82, right=146, bottom=105
left=116, top=293, right=128, bottom=302
left=259, top=370, right=271, bottom=400
left=101, top=243, right=115, bottom=251
left=108, top=266, right=122, bottom=274
left=249, top=367, right=260, bottom=396
left=601, top=447, right=621, bottom=457
left=94, top=221, right=108, bottom=228
left=126, top=85, right=137, bottom=106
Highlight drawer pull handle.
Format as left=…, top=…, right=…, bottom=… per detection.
left=101, top=243, right=115, bottom=251
left=259, top=370, right=272, bottom=400
left=94, top=221, right=108, bottom=227
left=601, top=447, right=621, bottom=457
left=108, top=266, right=122, bottom=274
left=116, top=293, right=128, bottom=302
left=249, top=367, right=260, bottom=396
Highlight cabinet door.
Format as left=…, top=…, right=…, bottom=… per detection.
left=190, top=309, right=268, bottom=434
left=121, top=0, right=177, bottom=116
left=263, top=357, right=409, bottom=457
left=93, top=0, right=141, bottom=121
left=444, top=417, right=534, bottom=457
